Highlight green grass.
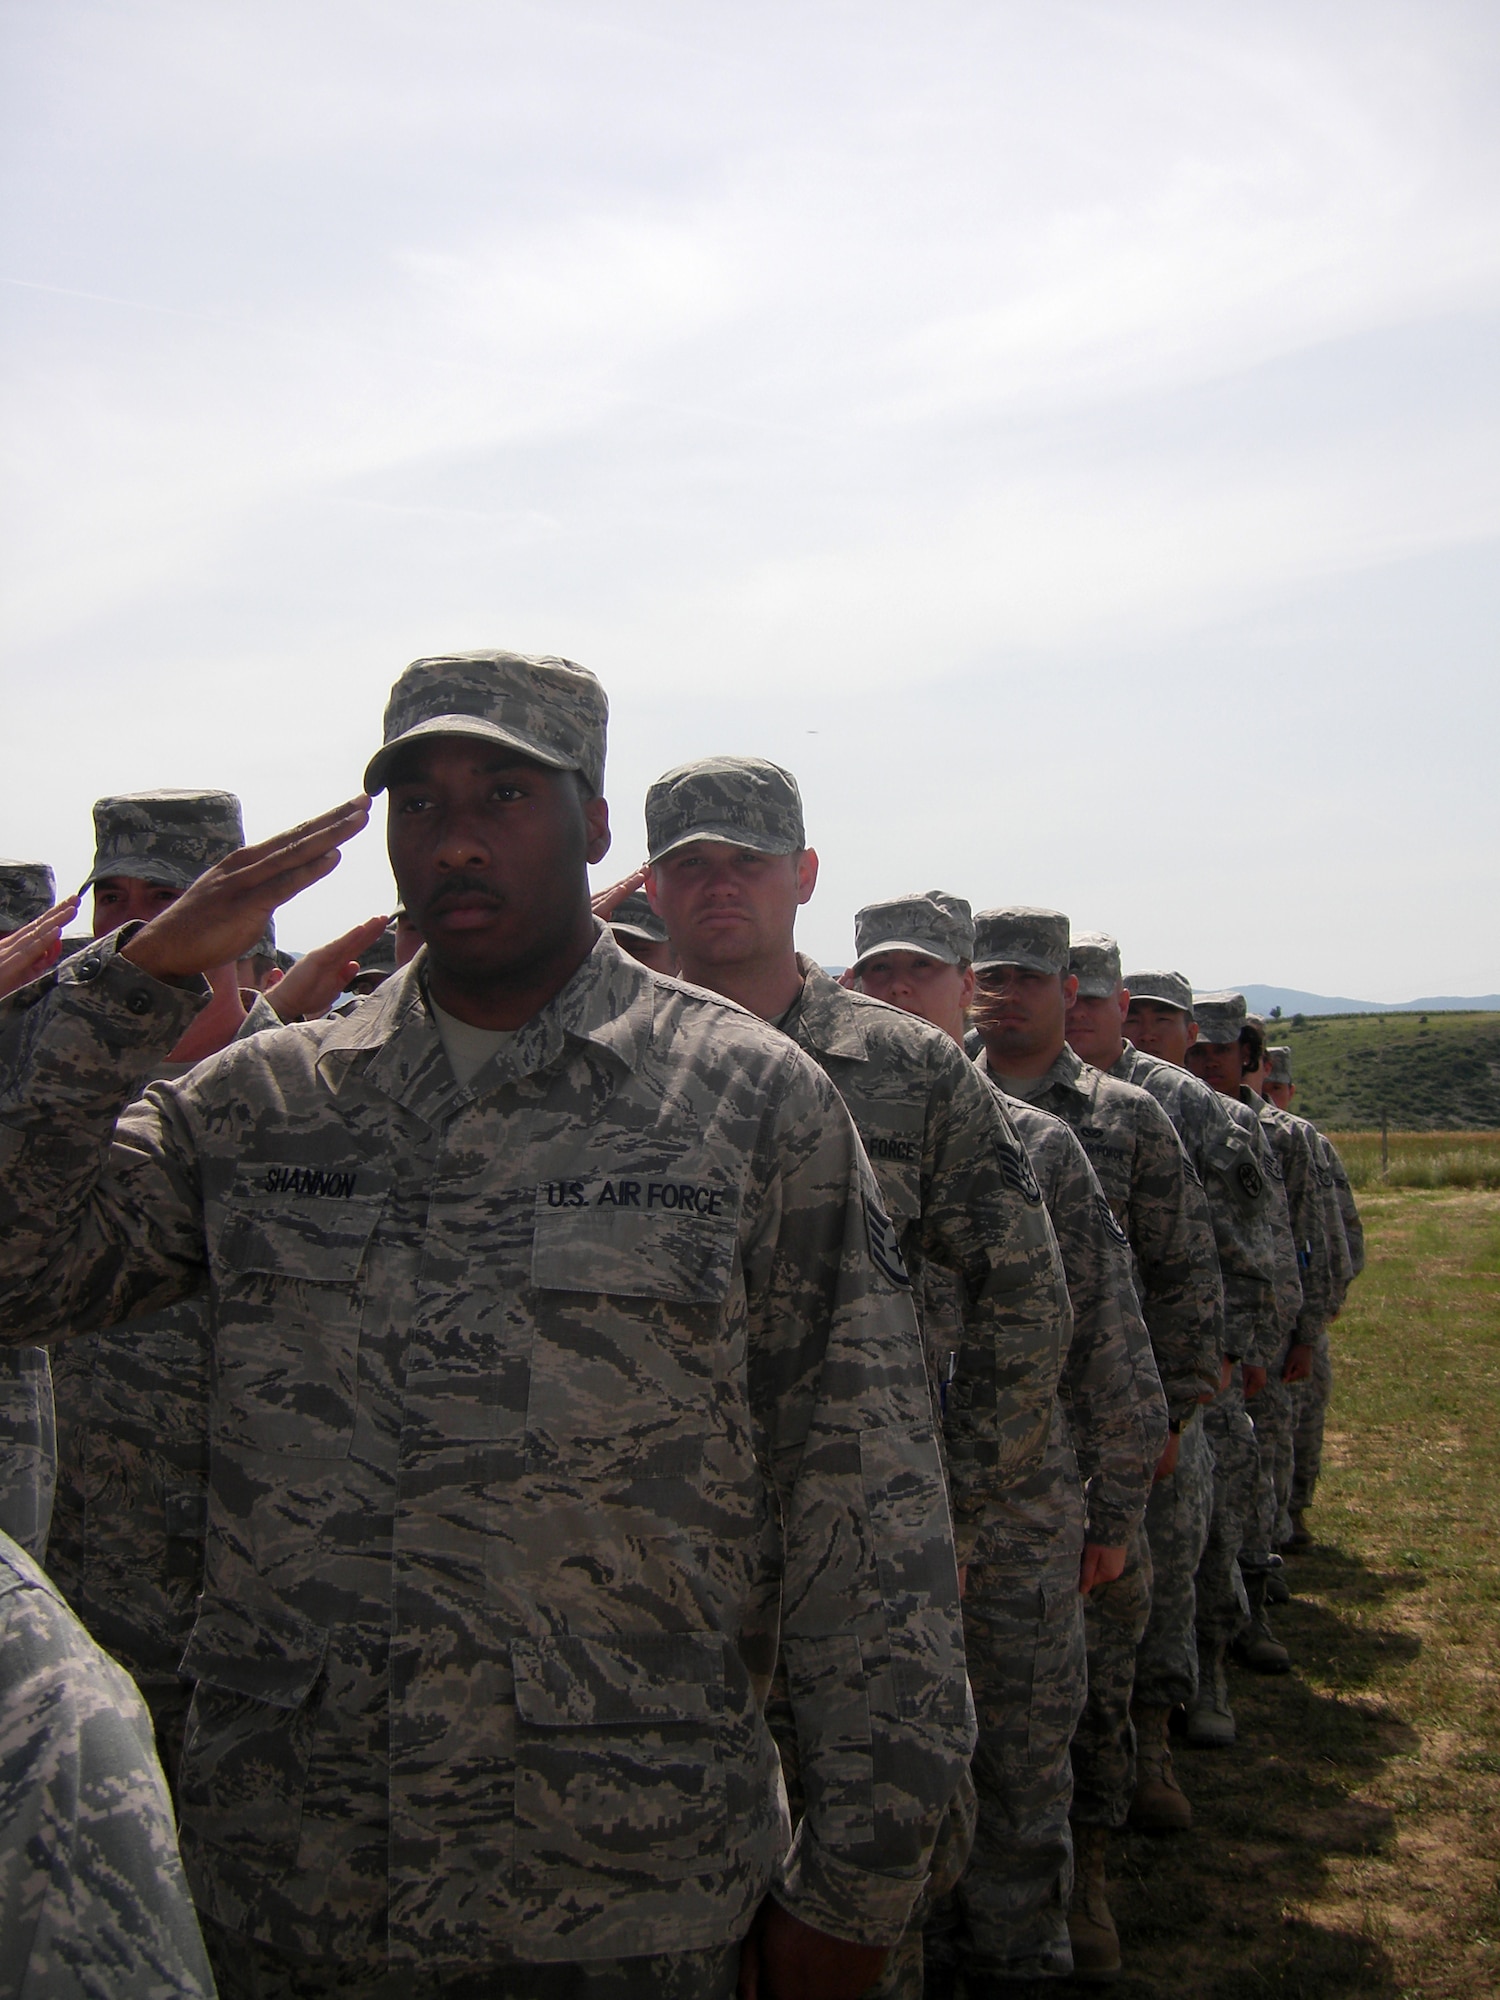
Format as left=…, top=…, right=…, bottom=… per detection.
left=1264, top=1010, right=1500, bottom=1130
left=1329, top=1130, right=1500, bottom=1191
left=1103, top=1189, right=1500, bottom=1998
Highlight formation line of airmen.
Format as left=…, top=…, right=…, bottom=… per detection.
left=0, top=649, right=1361, bottom=1998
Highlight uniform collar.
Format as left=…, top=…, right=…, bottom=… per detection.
left=316, top=924, right=652, bottom=1118
left=783, top=955, right=870, bottom=1061
left=977, top=1038, right=1087, bottom=1098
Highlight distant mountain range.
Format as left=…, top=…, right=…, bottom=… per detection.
left=1238, top=985, right=1500, bottom=1018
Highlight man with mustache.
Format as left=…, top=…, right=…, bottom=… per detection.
left=0, top=653, right=971, bottom=1999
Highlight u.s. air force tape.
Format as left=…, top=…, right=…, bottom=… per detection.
left=1095, top=1194, right=1130, bottom=1248
left=864, top=1195, right=911, bottom=1288
left=993, top=1136, right=1043, bottom=1207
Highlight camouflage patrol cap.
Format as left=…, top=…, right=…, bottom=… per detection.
left=1266, top=1045, right=1293, bottom=1085
left=1124, top=969, right=1193, bottom=1015
left=1192, top=989, right=1248, bottom=1044
left=1069, top=931, right=1122, bottom=999
left=364, top=651, right=608, bottom=797
left=0, top=860, right=56, bottom=934
left=971, top=906, right=1070, bottom=976
left=358, top=922, right=398, bottom=974
left=609, top=889, right=669, bottom=945
left=645, top=756, right=805, bottom=864
left=85, top=791, right=245, bottom=892
left=851, top=890, right=975, bottom=970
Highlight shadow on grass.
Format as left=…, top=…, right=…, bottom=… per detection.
left=1076, top=1540, right=1416, bottom=1998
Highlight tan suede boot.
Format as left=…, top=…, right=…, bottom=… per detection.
left=1128, top=1703, right=1192, bottom=1832
left=1067, top=1823, right=1122, bottom=1979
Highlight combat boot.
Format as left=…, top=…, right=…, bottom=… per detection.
left=1232, top=1575, right=1291, bottom=1674
left=1186, top=1643, right=1235, bottom=1747
left=1127, top=1703, right=1192, bottom=1832
left=1284, top=1508, right=1312, bottom=1551
left=1265, top=1569, right=1290, bottom=1605
left=1067, top=1823, right=1121, bottom=1980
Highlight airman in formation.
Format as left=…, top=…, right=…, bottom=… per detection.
left=0, top=657, right=1363, bottom=1996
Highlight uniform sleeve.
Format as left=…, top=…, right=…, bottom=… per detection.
left=742, top=1054, right=975, bottom=1948
left=1044, top=1134, right=1164, bottom=1550
left=1325, top=1140, right=1365, bottom=1279
left=1312, top=1132, right=1355, bottom=1311
left=1126, top=1101, right=1224, bottom=1424
left=1278, top=1120, right=1334, bottom=1337
left=1247, top=1122, right=1303, bottom=1363
left=918, top=1053, right=1070, bottom=1553
left=0, top=939, right=211, bottom=1343
left=0, top=1539, right=217, bottom=1999
left=1196, top=1099, right=1278, bottom=1365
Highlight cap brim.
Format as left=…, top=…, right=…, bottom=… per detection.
left=1192, top=1025, right=1241, bottom=1044
left=82, top=857, right=200, bottom=893
left=1072, top=976, right=1119, bottom=999
left=972, top=953, right=1064, bottom=975
left=610, top=921, right=668, bottom=943
left=364, top=715, right=576, bottom=796
left=849, top=938, right=959, bottom=972
left=646, top=824, right=802, bottom=865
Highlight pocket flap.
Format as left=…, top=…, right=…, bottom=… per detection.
left=511, top=1633, right=725, bottom=1728
left=180, top=1590, right=330, bottom=1708
left=214, top=1167, right=390, bottom=1280
left=531, top=1193, right=737, bottom=1304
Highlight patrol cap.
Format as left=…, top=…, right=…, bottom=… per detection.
left=358, top=922, right=398, bottom=974
left=609, top=890, right=669, bottom=945
left=246, top=913, right=276, bottom=964
left=645, top=756, right=805, bottom=865
left=851, top=891, right=975, bottom=971
left=1192, top=989, right=1248, bottom=1044
left=85, top=791, right=245, bottom=893
left=365, top=651, right=608, bottom=798
left=0, top=860, right=56, bottom=935
left=1069, top=931, right=1122, bottom=999
left=1124, top=969, right=1193, bottom=1015
left=971, top=906, right=1070, bottom=976
left=1266, top=1045, right=1293, bottom=1085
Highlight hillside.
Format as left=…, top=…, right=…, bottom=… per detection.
left=1264, top=1010, right=1500, bottom=1129
left=1240, top=983, right=1500, bottom=1017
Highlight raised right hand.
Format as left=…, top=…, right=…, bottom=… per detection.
left=122, top=799, right=370, bottom=983
left=0, top=896, right=80, bottom=999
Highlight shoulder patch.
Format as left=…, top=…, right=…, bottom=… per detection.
left=1317, top=1167, right=1335, bottom=1187
left=1261, top=1151, right=1284, bottom=1183
left=864, top=1195, right=912, bottom=1288
left=994, top=1135, right=1044, bottom=1208
left=1095, top=1193, right=1130, bottom=1248
left=1236, top=1160, right=1264, bottom=1200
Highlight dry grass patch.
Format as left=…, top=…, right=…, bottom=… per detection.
left=1087, top=1190, right=1500, bottom=1998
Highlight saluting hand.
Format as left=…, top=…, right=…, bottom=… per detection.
left=122, top=799, right=370, bottom=984
left=0, top=896, right=80, bottom=999
left=589, top=864, right=648, bottom=921
left=268, top=916, right=392, bottom=1022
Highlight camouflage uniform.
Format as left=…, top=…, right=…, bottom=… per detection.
left=974, top=963, right=1222, bottom=1726
left=1256, top=1056, right=1361, bottom=1522
left=0, top=1526, right=217, bottom=1999
left=642, top=833, right=1069, bottom=1997
left=942, top=1094, right=1158, bottom=1980
left=1244, top=1088, right=1334, bottom=1535
left=0, top=863, right=60, bottom=1564
left=0, top=915, right=971, bottom=1978
left=46, top=792, right=253, bottom=1790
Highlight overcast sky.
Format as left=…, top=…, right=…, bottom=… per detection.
left=3, top=1, right=1497, bottom=996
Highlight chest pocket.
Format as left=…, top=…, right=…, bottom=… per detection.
left=531, top=1186, right=739, bottom=1304
left=853, top=1108, right=924, bottom=1231
left=209, top=1170, right=390, bottom=1459
left=526, top=1187, right=740, bottom=1476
